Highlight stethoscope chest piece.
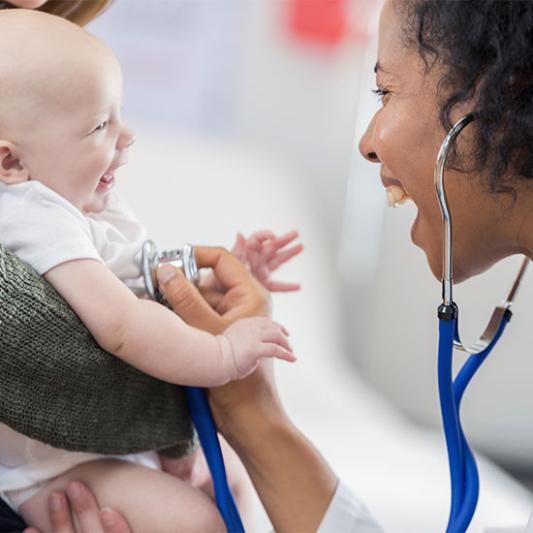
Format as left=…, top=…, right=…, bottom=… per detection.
left=141, top=240, right=200, bottom=302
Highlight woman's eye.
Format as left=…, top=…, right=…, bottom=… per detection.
left=93, top=120, right=108, bottom=132
left=372, top=87, right=390, bottom=102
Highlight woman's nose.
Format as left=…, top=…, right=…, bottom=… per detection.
left=358, top=115, right=380, bottom=163
left=118, top=126, right=136, bottom=150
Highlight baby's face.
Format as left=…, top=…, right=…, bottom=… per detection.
left=0, top=10, right=135, bottom=213
left=24, top=55, right=134, bottom=213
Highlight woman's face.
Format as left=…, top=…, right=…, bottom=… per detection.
left=359, top=0, right=522, bottom=283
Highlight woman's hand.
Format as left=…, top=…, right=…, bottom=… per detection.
left=156, top=246, right=271, bottom=335
left=24, top=481, right=131, bottom=533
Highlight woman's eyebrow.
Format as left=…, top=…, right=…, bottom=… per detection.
left=374, top=61, right=391, bottom=74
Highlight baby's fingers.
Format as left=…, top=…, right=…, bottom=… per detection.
left=268, top=243, right=304, bottom=271
left=248, top=230, right=277, bottom=252
left=262, top=230, right=300, bottom=256
left=266, top=280, right=302, bottom=292
left=262, top=326, right=292, bottom=352
left=260, top=343, right=297, bottom=362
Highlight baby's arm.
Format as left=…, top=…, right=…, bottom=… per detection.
left=44, top=259, right=294, bottom=387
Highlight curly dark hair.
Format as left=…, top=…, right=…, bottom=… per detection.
left=400, top=0, right=533, bottom=195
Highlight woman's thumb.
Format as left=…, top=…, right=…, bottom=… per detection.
left=156, top=266, right=225, bottom=334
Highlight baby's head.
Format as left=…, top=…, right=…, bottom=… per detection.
left=0, top=9, right=134, bottom=213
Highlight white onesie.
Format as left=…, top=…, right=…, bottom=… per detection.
left=0, top=180, right=160, bottom=511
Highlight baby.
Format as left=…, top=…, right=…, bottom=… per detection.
left=0, top=9, right=302, bottom=532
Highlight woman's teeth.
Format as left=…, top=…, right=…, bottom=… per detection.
left=100, top=173, right=114, bottom=183
left=386, top=185, right=411, bottom=208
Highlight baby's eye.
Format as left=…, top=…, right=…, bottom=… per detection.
left=93, top=120, right=108, bottom=132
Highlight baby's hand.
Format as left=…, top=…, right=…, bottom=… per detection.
left=218, top=317, right=296, bottom=380
left=231, top=230, right=303, bottom=292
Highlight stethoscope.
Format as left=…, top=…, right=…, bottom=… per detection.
left=141, top=240, right=245, bottom=533
left=435, top=114, right=529, bottom=532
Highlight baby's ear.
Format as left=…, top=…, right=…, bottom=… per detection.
left=0, top=141, right=29, bottom=184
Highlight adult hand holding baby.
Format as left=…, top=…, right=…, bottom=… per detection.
left=24, top=481, right=132, bottom=533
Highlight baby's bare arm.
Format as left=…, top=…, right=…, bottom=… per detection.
left=44, top=259, right=294, bottom=386
left=44, top=259, right=233, bottom=386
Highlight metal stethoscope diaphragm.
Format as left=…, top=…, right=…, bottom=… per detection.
left=141, top=240, right=200, bottom=303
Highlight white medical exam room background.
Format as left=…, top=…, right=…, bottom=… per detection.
left=88, top=1, right=533, bottom=530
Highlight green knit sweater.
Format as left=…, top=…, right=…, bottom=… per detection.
left=0, top=244, right=195, bottom=458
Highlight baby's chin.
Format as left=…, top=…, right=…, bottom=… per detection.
left=83, top=194, right=108, bottom=214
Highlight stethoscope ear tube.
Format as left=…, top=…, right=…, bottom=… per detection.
left=435, top=115, right=529, bottom=532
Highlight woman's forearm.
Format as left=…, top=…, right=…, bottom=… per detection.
left=224, top=406, right=337, bottom=532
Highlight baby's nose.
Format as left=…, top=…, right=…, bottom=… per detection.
left=118, top=126, right=136, bottom=150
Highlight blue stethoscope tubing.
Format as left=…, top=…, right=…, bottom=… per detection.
left=438, top=311, right=511, bottom=532
left=185, top=386, right=245, bottom=533
left=435, top=114, right=529, bottom=532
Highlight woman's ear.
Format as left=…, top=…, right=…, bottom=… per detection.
left=0, top=141, right=29, bottom=184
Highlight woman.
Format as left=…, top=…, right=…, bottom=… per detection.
left=7, top=0, right=533, bottom=530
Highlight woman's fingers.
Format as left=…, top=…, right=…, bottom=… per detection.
left=198, top=285, right=226, bottom=309
left=65, top=482, right=105, bottom=533
left=47, top=491, right=76, bottom=533
left=194, top=246, right=250, bottom=289
left=100, top=507, right=134, bottom=533
left=46, top=482, right=133, bottom=533
left=156, top=266, right=227, bottom=334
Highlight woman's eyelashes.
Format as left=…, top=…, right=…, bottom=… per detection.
left=372, top=87, right=391, bottom=103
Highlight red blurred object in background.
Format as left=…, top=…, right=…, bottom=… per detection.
left=287, top=0, right=349, bottom=47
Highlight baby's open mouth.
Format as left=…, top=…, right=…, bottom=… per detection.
left=97, top=172, right=115, bottom=191
left=386, top=184, right=411, bottom=207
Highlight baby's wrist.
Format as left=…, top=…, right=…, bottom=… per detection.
left=216, top=333, right=239, bottom=381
